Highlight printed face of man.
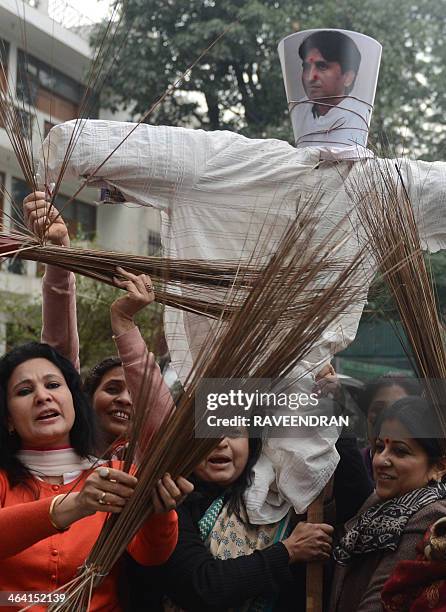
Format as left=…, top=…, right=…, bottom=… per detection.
left=302, top=47, right=355, bottom=114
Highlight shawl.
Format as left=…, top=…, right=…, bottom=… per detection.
left=165, top=495, right=292, bottom=612
left=382, top=521, right=446, bottom=611
left=334, top=483, right=446, bottom=565
left=205, top=498, right=292, bottom=612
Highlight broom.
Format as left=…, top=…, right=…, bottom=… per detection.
left=351, top=155, right=446, bottom=443
left=44, top=215, right=366, bottom=611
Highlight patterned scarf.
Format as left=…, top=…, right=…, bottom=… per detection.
left=198, top=495, right=225, bottom=541
left=164, top=496, right=292, bottom=612
left=334, top=483, right=446, bottom=565
left=204, top=499, right=292, bottom=612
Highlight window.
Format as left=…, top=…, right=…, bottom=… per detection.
left=16, top=108, right=33, bottom=139
left=0, top=41, right=32, bottom=137
left=54, top=194, right=96, bottom=240
left=0, top=40, right=10, bottom=133
left=0, top=39, right=9, bottom=92
left=147, top=230, right=161, bottom=255
left=9, top=177, right=27, bottom=275
left=0, top=171, right=4, bottom=222
left=16, top=50, right=98, bottom=122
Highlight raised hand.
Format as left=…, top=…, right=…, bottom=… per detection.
left=313, top=362, right=341, bottom=398
left=23, top=191, right=70, bottom=247
left=111, top=267, right=155, bottom=334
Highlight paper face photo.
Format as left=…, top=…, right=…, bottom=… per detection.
left=278, top=29, right=382, bottom=152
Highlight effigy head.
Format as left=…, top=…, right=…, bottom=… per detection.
left=278, top=28, right=381, bottom=157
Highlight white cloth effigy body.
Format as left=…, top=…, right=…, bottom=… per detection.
left=39, top=120, right=446, bottom=522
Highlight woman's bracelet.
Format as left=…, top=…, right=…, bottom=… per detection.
left=49, top=494, right=70, bottom=532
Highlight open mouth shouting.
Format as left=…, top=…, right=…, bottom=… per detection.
left=207, top=454, right=232, bottom=469
left=35, top=409, right=62, bottom=423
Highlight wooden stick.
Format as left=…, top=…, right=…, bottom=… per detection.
left=306, top=485, right=328, bottom=612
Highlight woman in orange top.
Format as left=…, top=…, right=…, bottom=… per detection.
left=0, top=341, right=192, bottom=611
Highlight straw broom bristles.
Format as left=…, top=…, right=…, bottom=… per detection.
left=0, top=192, right=352, bottom=322
left=0, top=232, right=341, bottom=320
left=45, top=216, right=366, bottom=611
left=0, top=232, right=251, bottom=319
left=351, top=156, right=446, bottom=439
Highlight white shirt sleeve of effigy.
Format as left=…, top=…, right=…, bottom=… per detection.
left=39, top=120, right=378, bottom=519
left=397, top=157, right=446, bottom=253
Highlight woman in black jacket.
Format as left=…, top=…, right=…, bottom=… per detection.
left=126, top=424, right=370, bottom=612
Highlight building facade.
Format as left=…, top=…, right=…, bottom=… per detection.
left=0, top=0, right=161, bottom=351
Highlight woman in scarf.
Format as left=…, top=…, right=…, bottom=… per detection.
left=359, top=375, right=421, bottom=483
left=127, top=429, right=335, bottom=612
left=330, top=396, right=446, bottom=611
left=0, top=341, right=192, bottom=611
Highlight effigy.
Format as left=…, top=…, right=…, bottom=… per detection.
left=36, top=29, right=446, bottom=526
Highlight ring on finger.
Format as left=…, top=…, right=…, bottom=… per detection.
left=98, top=467, right=110, bottom=480
left=98, top=491, right=107, bottom=505
left=99, top=467, right=117, bottom=483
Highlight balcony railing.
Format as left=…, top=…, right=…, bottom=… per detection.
left=48, top=0, right=95, bottom=29
left=23, top=0, right=98, bottom=39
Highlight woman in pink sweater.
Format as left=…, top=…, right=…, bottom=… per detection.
left=23, top=191, right=173, bottom=454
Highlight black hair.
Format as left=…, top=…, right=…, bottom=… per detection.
left=298, top=30, right=361, bottom=93
left=374, top=396, right=444, bottom=463
left=192, top=436, right=262, bottom=524
left=83, top=356, right=122, bottom=398
left=360, top=374, right=422, bottom=416
left=0, top=342, right=97, bottom=489
left=224, top=437, right=262, bottom=521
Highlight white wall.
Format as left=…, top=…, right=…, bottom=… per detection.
left=98, top=201, right=160, bottom=254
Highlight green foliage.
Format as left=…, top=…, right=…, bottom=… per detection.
left=1, top=275, right=164, bottom=372
left=93, top=0, right=446, bottom=157
left=2, top=293, right=42, bottom=349
left=75, top=275, right=164, bottom=371
left=427, top=250, right=446, bottom=319
left=364, top=250, right=446, bottom=321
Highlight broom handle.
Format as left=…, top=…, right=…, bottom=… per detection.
left=305, top=485, right=327, bottom=612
